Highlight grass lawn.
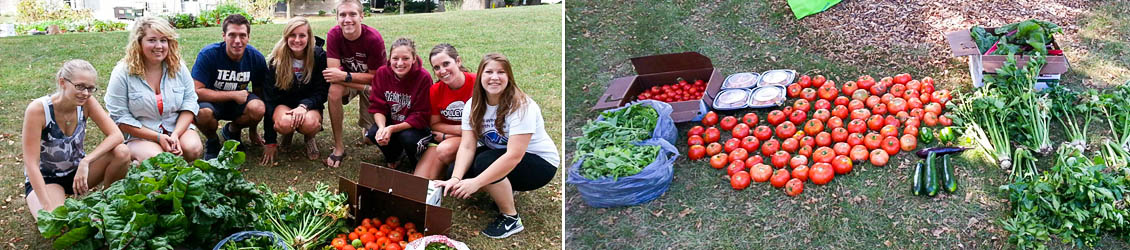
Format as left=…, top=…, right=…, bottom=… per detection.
left=564, top=1, right=1130, bottom=249
left=0, top=4, right=562, bottom=249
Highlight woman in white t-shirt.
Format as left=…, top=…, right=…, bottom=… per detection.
left=439, top=53, right=558, bottom=239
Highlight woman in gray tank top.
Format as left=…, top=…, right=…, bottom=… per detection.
left=21, top=60, right=132, bottom=220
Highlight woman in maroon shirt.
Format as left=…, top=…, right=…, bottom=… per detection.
left=366, top=38, right=433, bottom=170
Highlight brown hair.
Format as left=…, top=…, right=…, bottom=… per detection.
left=389, top=37, right=419, bottom=65
left=268, top=17, right=316, bottom=90
left=470, top=53, right=527, bottom=137
left=222, top=14, right=251, bottom=34
left=429, top=43, right=469, bottom=72
left=121, top=16, right=182, bottom=78
left=337, top=0, right=363, bottom=11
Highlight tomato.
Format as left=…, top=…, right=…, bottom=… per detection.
left=333, top=238, right=349, bottom=249
left=857, top=75, right=876, bottom=89
left=846, top=119, right=866, bottom=134
left=893, top=73, right=912, bottom=85
left=723, top=138, right=740, bottom=153
left=869, top=83, right=887, bottom=96
left=802, top=119, right=824, bottom=136
left=710, top=153, right=729, bottom=169
left=678, top=139, right=705, bottom=159
left=731, top=171, right=751, bottom=190
left=812, top=75, right=827, bottom=86
left=850, top=108, right=871, bottom=121
left=361, top=233, right=376, bottom=244
left=826, top=155, right=851, bottom=175
left=792, top=165, right=810, bottom=182
left=736, top=136, right=759, bottom=152
left=889, top=84, right=906, bottom=98
left=827, top=116, right=844, bottom=130
left=872, top=103, right=888, bottom=116
left=931, top=89, right=951, bottom=104
left=793, top=99, right=811, bottom=113
left=864, top=132, right=883, bottom=150
left=831, top=127, right=849, bottom=143
left=385, top=243, right=402, bottom=250
left=881, top=136, right=900, bottom=156
left=939, top=114, right=953, bottom=126
left=869, top=149, right=889, bottom=166
left=848, top=99, right=865, bottom=111
left=799, top=136, right=816, bottom=148
left=688, top=125, right=706, bottom=138
left=742, top=112, right=759, bottom=127
left=865, top=95, right=881, bottom=108
left=788, top=110, right=807, bottom=125
left=812, top=146, right=835, bottom=163
left=831, top=105, right=850, bottom=120
left=801, top=88, right=818, bottom=102
left=879, top=76, right=894, bottom=88
left=726, top=160, right=746, bottom=176
left=797, top=75, right=812, bottom=88
left=852, top=89, right=871, bottom=102
left=350, top=232, right=360, bottom=241
left=887, top=98, right=907, bottom=114
left=903, top=125, right=919, bottom=137
left=812, top=109, right=831, bottom=123
left=899, top=134, right=918, bottom=152
left=341, top=246, right=357, bottom=250
left=767, top=110, right=786, bottom=126
left=785, top=178, right=804, bottom=196
left=818, top=84, right=838, bottom=101
left=789, top=154, right=809, bottom=169
left=687, top=135, right=705, bottom=146
left=782, top=106, right=795, bottom=116
left=729, top=148, right=749, bottom=163
left=770, top=169, right=791, bottom=188
left=923, top=103, right=942, bottom=115
left=866, top=114, right=884, bottom=131
left=905, top=94, right=923, bottom=109
left=834, top=96, right=850, bottom=107
left=761, top=139, right=780, bottom=156
left=706, top=142, right=723, bottom=156
left=704, top=127, right=722, bottom=143
left=753, top=125, right=773, bottom=141
left=894, top=111, right=910, bottom=124
left=906, top=79, right=921, bottom=92
left=797, top=145, right=814, bottom=158
left=923, top=112, right=939, bottom=127
left=880, top=125, right=899, bottom=138
left=920, top=92, right=932, bottom=104
left=909, top=108, right=925, bottom=121
left=732, top=123, right=751, bottom=139
left=776, top=121, right=797, bottom=139
left=832, top=142, right=851, bottom=156
left=781, top=137, right=799, bottom=153
left=750, top=164, right=773, bottom=182
left=850, top=145, right=869, bottom=163
left=880, top=93, right=894, bottom=105
left=842, top=81, right=859, bottom=96
left=846, top=133, right=864, bottom=147
left=814, top=99, right=832, bottom=111
left=720, top=116, right=739, bottom=131
left=787, top=83, right=803, bottom=98
left=702, top=111, right=719, bottom=127
left=815, top=132, right=832, bottom=147
left=771, top=150, right=791, bottom=168
left=809, top=163, right=835, bottom=185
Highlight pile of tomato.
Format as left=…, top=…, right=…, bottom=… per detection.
left=330, top=216, right=425, bottom=250
left=635, top=78, right=708, bottom=103
left=685, top=73, right=953, bottom=196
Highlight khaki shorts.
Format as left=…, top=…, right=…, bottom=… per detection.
left=342, top=87, right=376, bottom=129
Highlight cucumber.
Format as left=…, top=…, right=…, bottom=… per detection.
left=912, top=161, right=925, bottom=196
left=941, top=155, right=957, bottom=193
left=925, top=152, right=939, bottom=196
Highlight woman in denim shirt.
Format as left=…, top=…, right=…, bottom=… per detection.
left=104, top=16, right=203, bottom=161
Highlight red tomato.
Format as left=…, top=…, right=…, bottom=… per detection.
left=920, top=92, right=932, bottom=104
left=931, top=89, right=951, bottom=103
left=767, top=110, right=786, bottom=126
left=893, top=73, right=912, bottom=85
left=879, top=76, right=893, bottom=88
left=831, top=127, right=849, bottom=143
left=852, top=89, right=871, bottom=102
left=847, top=133, right=865, bottom=147
left=770, top=169, right=791, bottom=188
left=776, top=121, right=798, bottom=139
left=797, top=145, right=814, bottom=158
left=832, top=142, right=851, bottom=156
left=801, top=88, right=818, bottom=102
left=809, top=163, right=835, bottom=185
left=814, top=99, right=832, bottom=110
left=720, top=116, right=739, bottom=131
left=731, top=123, right=751, bottom=139
left=813, top=146, right=835, bottom=163
left=789, top=110, right=808, bottom=125
left=850, top=108, right=871, bottom=121
left=792, top=165, right=810, bottom=182
left=812, top=109, right=831, bottom=123
left=847, top=119, right=867, bottom=134
left=812, top=75, right=827, bottom=86
left=724, top=138, right=741, bottom=153
left=687, top=144, right=708, bottom=160
left=857, top=75, right=876, bottom=89
left=881, top=136, right=901, bottom=156
left=729, top=148, right=749, bottom=163
left=753, top=125, right=773, bottom=141
left=939, top=114, right=953, bottom=126
left=750, top=164, right=772, bottom=182
left=900, top=134, right=918, bottom=152
left=827, top=116, right=844, bottom=129
left=924, top=103, right=942, bottom=115
left=782, top=106, right=795, bottom=116
left=865, top=95, right=881, bottom=108
left=869, top=84, right=887, bottom=96
left=730, top=171, right=751, bottom=190
left=880, top=125, right=899, bottom=138
left=781, top=137, right=799, bottom=153
left=887, top=98, right=907, bottom=114
left=746, top=154, right=764, bottom=166
left=889, top=84, right=906, bottom=98
left=905, top=117, right=921, bottom=128
left=771, top=150, right=791, bottom=168
left=818, top=84, right=838, bottom=101
left=909, top=108, right=925, bottom=121
left=882, top=114, right=899, bottom=128
left=906, top=95, right=923, bottom=109
left=872, top=103, right=888, bottom=116
left=866, top=115, right=884, bottom=131
left=787, top=83, right=803, bottom=98
left=702, top=111, right=719, bottom=127
left=848, top=99, right=865, bottom=111
left=797, top=75, right=812, bottom=88
left=704, top=127, right=721, bottom=143
left=710, top=153, right=729, bottom=169
left=864, top=132, right=883, bottom=150
left=785, top=178, right=804, bottom=196
left=761, top=139, right=780, bottom=156
left=903, top=125, right=919, bottom=137
left=803, top=119, right=824, bottom=136
left=789, top=154, right=808, bottom=168
left=815, top=132, right=832, bottom=147
left=834, top=96, right=850, bottom=107
left=742, top=113, right=759, bottom=127
left=906, top=79, right=921, bottom=92
left=870, top=149, right=889, bottom=166
left=831, top=105, right=850, bottom=120
left=850, top=145, right=869, bottom=163
left=726, top=160, right=746, bottom=176
left=793, top=99, right=811, bottom=113
left=687, top=135, right=705, bottom=146
left=895, top=111, right=910, bottom=123
left=842, top=81, right=859, bottom=96
left=831, top=155, right=853, bottom=175
left=740, top=136, right=761, bottom=152
left=688, top=125, right=706, bottom=138
left=706, top=142, right=723, bottom=156
left=924, top=112, right=939, bottom=127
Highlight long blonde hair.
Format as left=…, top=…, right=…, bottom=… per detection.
left=470, top=53, right=527, bottom=137
left=268, top=17, right=316, bottom=90
left=121, top=16, right=182, bottom=78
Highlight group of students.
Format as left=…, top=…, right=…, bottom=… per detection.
left=20, top=0, right=557, bottom=239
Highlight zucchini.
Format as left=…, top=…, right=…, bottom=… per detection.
left=912, top=160, right=925, bottom=196
left=941, top=155, right=957, bottom=193
left=925, top=152, right=939, bottom=196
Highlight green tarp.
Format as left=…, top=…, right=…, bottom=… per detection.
left=787, top=0, right=842, bottom=19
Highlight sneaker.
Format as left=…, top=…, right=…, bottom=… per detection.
left=220, top=123, right=244, bottom=150
left=204, top=138, right=220, bottom=160
left=481, top=213, right=523, bottom=239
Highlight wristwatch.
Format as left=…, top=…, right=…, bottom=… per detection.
left=344, top=72, right=352, bottom=83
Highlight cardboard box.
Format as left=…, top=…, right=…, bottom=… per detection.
left=944, top=28, right=1069, bottom=87
left=339, top=162, right=452, bottom=235
left=590, top=52, right=726, bottom=122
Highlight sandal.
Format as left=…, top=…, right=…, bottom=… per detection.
left=325, top=149, right=347, bottom=168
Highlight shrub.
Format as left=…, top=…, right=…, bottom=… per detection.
left=386, top=0, right=438, bottom=13
left=164, top=13, right=199, bottom=29
left=16, top=0, right=93, bottom=23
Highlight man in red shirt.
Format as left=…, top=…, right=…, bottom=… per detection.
left=321, top=0, right=386, bottom=167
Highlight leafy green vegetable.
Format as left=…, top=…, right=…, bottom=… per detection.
left=580, top=144, right=660, bottom=180
left=573, top=104, right=661, bottom=180
left=969, top=19, right=1063, bottom=55
left=37, top=140, right=269, bottom=249
left=426, top=242, right=458, bottom=250
left=256, top=183, right=349, bottom=250
left=970, top=26, right=997, bottom=54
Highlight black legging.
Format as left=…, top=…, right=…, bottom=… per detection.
left=368, top=126, right=430, bottom=166
left=447, top=146, right=557, bottom=191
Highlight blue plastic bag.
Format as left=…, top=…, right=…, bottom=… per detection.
left=567, top=138, right=679, bottom=208
left=213, top=231, right=291, bottom=250
left=598, top=100, right=678, bottom=146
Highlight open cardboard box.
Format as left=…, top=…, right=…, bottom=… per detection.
left=590, top=52, right=726, bottom=122
left=945, top=27, right=1069, bottom=88
left=338, top=162, right=451, bottom=235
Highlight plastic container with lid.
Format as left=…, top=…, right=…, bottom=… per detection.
left=712, top=88, right=752, bottom=110
left=722, top=72, right=760, bottom=89
left=757, top=69, right=797, bottom=86
left=748, top=85, right=787, bottom=108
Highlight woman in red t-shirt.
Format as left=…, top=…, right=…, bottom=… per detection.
left=416, top=44, right=474, bottom=179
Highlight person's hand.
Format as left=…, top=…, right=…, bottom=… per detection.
left=451, top=178, right=485, bottom=199
left=322, top=68, right=347, bottom=83
left=234, top=90, right=250, bottom=105
left=260, top=144, right=277, bottom=165
left=158, top=134, right=181, bottom=155
left=438, top=178, right=461, bottom=197
left=288, top=106, right=307, bottom=130
left=375, top=126, right=392, bottom=146
left=73, top=159, right=90, bottom=195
